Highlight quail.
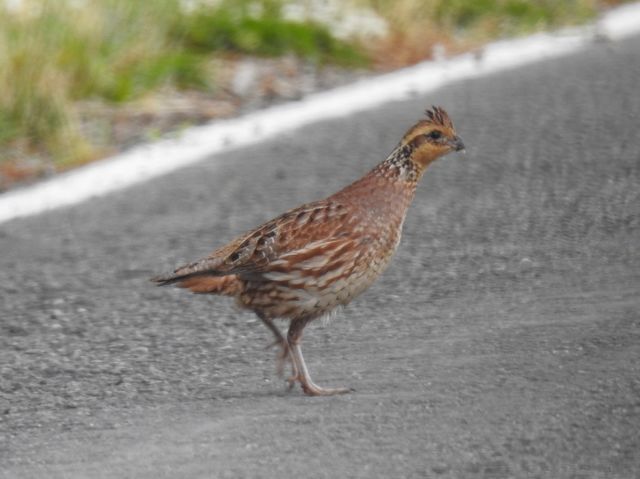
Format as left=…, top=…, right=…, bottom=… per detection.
left=153, top=106, right=465, bottom=396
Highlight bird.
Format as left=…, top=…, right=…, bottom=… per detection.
left=152, top=106, right=465, bottom=396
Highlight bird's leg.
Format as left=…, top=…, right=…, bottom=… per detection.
left=257, top=313, right=297, bottom=385
left=287, top=319, right=352, bottom=397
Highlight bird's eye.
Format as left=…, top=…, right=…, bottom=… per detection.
left=427, top=131, right=442, bottom=140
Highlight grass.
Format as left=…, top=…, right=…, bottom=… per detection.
left=0, top=0, right=366, bottom=183
left=0, top=0, right=633, bottom=186
left=0, top=0, right=208, bottom=172
left=361, top=0, right=626, bottom=67
left=173, top=0, right=366, bottom=66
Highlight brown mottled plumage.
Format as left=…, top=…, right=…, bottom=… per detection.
left=153, top=106, right=465, bottom=396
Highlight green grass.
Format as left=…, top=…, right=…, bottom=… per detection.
left=0, top=0, right=366, bottom=174
left=434, top=0, right=599, bottom=36
left=173, top=0, right=366, bottom=66
left=0, top=0, right=207, bottom=166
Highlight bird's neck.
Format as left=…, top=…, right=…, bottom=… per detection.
left=335, top=145, right=422, bottom=215
left=371, top=144, right=423, bottom=183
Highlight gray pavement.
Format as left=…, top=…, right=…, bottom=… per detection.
left=1, top=34, right=640, bottom=478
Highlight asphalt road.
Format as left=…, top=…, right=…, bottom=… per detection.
left=1, top=35, right=640, bottom=479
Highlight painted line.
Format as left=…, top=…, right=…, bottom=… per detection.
left=1, top=2, right=640, bottom=225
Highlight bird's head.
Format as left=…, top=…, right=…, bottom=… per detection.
left=400, top=106, right=465, bottom=171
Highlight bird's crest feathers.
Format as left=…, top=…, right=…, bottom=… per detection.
left=424, top=106, right=454, bottom=129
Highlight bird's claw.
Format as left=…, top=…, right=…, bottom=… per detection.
left=300, top=383, right=353, bottom=396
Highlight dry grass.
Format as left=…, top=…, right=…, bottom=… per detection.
left=359, top=0, right=630, bottom=70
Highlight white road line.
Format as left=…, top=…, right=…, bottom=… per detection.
left=1, top=2, right=640, bottom=225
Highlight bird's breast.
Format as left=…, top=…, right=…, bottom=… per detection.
left=238, top=178, right=415, bottom=320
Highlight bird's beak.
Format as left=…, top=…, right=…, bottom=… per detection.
left=449, top=136, right=465, bottom=152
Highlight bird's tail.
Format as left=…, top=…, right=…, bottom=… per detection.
left=151, top=271, right=241, bottom=296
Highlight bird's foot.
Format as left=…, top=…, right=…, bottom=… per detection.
left=291, top=375, right=353, bottom=396
left=301, top=383, right=353, bottom=397
left=284, top=341, right=354, bottom=396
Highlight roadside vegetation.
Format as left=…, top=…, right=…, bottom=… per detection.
left=0, top=0, right=631, bottom=188
left=364, top=0, right=623, bottom=67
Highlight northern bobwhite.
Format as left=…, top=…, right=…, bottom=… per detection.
left=153, top=106, right=465, bottom=396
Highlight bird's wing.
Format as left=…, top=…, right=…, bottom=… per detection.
left=153, top=200, right=359, bottom=284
